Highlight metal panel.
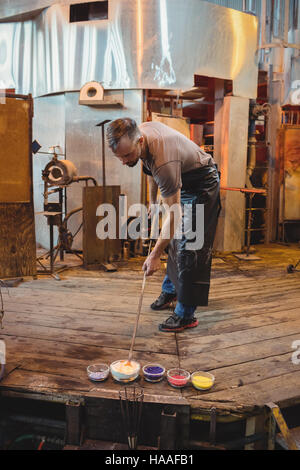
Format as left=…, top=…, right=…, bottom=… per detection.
left=32, top=93, right=65, bottom=249
left=0, top=0, right=262, bottom=20
left=0, top=1, right=258, bottom=99
left=0, top=0, right=108, bottom=20
left=65, top=89, right=143, bottom=250
left=0, top=1, right=50, bottom=20
left=283, top=28, right=300, bottom=105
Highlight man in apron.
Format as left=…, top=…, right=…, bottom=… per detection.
left=106, top=118, right=220, bottom=333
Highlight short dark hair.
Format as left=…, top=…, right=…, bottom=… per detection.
left=106, top=118, right=141, bottom=152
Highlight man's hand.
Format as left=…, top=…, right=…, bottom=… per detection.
left=142, top=252, right=161, bottom=276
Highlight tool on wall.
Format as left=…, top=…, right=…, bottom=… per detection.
left=96, top=119, right=111, bottom=188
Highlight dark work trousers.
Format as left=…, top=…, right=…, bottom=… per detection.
left=166, top=165, right=221, bottom=308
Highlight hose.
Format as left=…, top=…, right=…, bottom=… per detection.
left=7, top=433, right=64, bottom=450
left=37, top=439, right=45, bottom=450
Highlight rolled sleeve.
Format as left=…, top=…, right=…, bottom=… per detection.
left=153, top=161, right=182, bottom=198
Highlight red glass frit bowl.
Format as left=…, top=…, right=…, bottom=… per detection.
left=167, top=368, right=190, bottom=388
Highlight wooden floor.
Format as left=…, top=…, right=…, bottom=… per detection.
left=1, top=243, right=300, bottom=418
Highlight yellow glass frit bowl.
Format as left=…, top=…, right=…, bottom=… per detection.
left=191, top=371, right=215, bottom=391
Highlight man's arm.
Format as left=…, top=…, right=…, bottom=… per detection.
left=148, top=176, right=158, bottom=206
left=143, top=189, right=181, bottom=276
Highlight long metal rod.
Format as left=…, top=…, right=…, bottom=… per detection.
left=127, top=197, right=161, bottom=363
left=127, top=241, right=151, bottom=363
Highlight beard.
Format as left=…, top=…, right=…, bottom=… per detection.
left=126, top=159, right=139, bottom=168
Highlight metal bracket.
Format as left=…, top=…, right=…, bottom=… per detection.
left=158, top=407, right=177, bottom=450
left=65, top=399, right=84, bottom=446
left=209, top=407, right=217, bottom=444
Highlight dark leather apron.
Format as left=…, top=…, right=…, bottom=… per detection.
left=166, top=165, right=220, bottom=306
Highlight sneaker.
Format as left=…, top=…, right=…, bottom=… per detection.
left=159, top=313, right=199, bottom=332
left=150, top=291, right=177, bottom=310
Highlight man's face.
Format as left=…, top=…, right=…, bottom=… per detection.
left=113, top=134, right=143, bottom=168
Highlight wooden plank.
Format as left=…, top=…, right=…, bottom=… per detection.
left=0, top=203, right=36, bottom=278
left=4, top=276, right=300, bottom=314
left=1, top=336, right=179, bottom=374
left=2, top=306, right=172, bottom=331
left=14, top=271, right=300, bottom=293
left=179, top=333, right=300, bottom=371
left=187, top=370, right=300, bottom=413
left=178, top=319, right=300, bottom=356
left=4, top=272, right=300, bottom=303
left=0, top=323, right=176, bottom=355
left=3, top=296, right=169, bottom=319
left=0, top=96, right=36, bottom=278
left=6, top=356, right=181, bottom=398
left=82, top=185, right=121, bottom=266
left=3, top=291, right=299, bottom=323
left=0, top=369, right=91, bottom=394
left=0, top=340, right=182, bottom=402
left=0, top=97, right=32, bottom=203
left=180, top=306, right=300, bottom=338
left=182, top=352, right=300, bottom=396
left=2, top=291, right=168, bottom=317
left=0, top=243, right=299, bottom=416
left=3, top=302, right=300, bottom=351
left=9, top=283, right=300, bottom=312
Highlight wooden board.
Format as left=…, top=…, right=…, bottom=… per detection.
left=0, top=203, right=36, bottom=278
left=82, top=185, right=121, bottom=266
left=0, top=95, right=36, bottom=278
left=0, top=97, right=33, bottom=203
left=0, top=243, right=300, bottom=417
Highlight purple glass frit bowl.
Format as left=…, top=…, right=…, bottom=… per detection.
left=142, top=364, right=165, bottom=383
left=87, top=363, right=109, bottom=382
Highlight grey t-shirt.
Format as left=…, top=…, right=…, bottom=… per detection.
left=140, top=121, right=215, bottom=197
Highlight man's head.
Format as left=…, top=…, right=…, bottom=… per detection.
left=106, top=118, right=144, bottom=168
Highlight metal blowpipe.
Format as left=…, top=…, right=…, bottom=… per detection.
left=127, top=262, right=149, bottom=364
left=126, top=197, right=161, bottom=364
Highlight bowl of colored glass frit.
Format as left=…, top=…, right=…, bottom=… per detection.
left=110, top=360, right=140, bottom=383
left=191, top=371, right=215, bottom=391
left=167, top=368, right=190, bottom=388
left=142, top=364, right=165, bottom=383
left=87, top=363, right=110, bottom=382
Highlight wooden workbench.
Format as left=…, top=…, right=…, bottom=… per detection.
left=1, top=243, right=300, bottom=440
